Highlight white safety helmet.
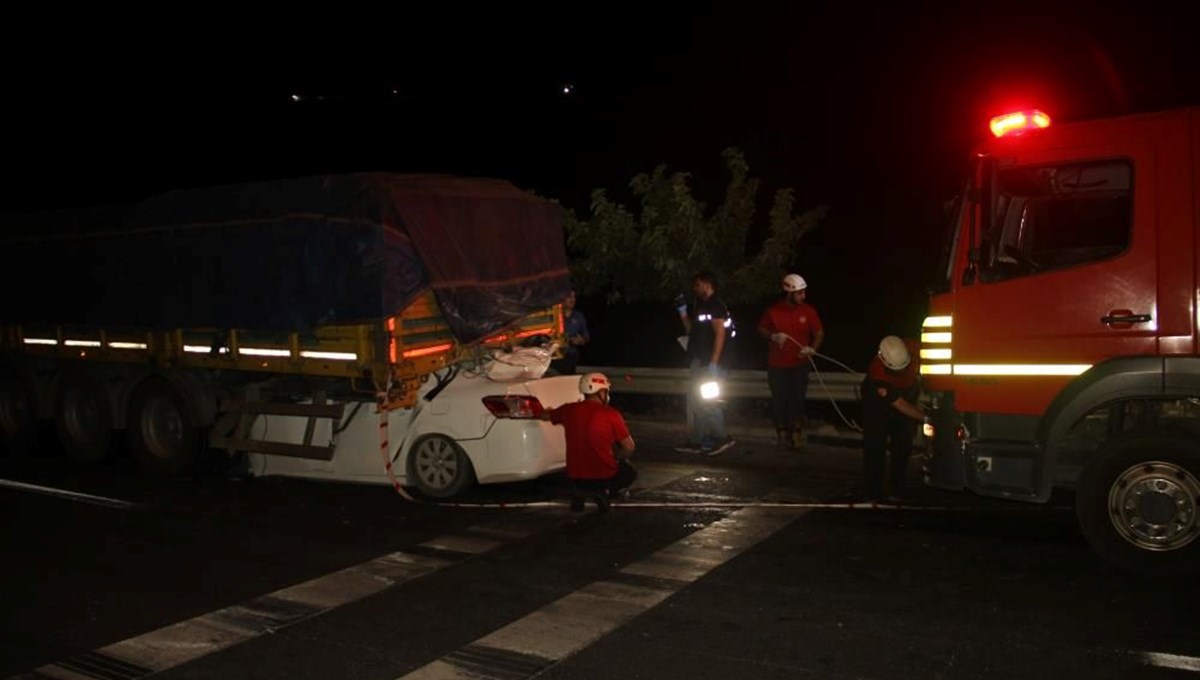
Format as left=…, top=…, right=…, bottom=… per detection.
left=782, top=274, right=807, bottom=292
left=579, top=372, right=612, bottom=395
left=878, top=335, right=911, bottom=371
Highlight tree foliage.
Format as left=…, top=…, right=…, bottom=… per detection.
left=563, top=147, right=828, bottom=305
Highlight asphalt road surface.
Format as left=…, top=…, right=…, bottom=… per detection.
left=2, top=428, right=1197, bottom=680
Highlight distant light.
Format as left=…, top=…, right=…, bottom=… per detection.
left=700, top=380, right=721, bottom=400
left=291, top=94, right=302, bottom=102
left=989, top=109, right=1051, bottom=138
left=561, top=83, right=574, bottom=95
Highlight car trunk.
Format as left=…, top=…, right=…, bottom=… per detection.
left=523, top=374, right=585, bottom=409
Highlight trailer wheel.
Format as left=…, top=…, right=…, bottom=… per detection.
left=127, top=377, right=203, bottom=475
left=54, top=371, right=114, bottom=463
left=0, top=380, right=39, bottom=457
left=1076, top=432, right=1200, bottom=575
left=407, top=434, right=476, bottom=498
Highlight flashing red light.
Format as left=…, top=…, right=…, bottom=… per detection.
left=989, top=109, right=1051, bottom=138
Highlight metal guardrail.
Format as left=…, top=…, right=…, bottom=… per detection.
left=578, top=366, right=864, bottom=402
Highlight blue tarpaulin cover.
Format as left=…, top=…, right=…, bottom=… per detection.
left=0, top=174, right=571, bottom=344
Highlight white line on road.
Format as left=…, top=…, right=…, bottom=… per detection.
left=10, top=510, right=560, bottom=680
left=0, top=478, right=140, bottom=510
left=396, top=505, right=802, bottom=679
left=1139, top=651, right=1200, bottom=672
left=8, top=462, right=707, bottom=680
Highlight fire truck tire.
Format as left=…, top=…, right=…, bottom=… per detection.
left=126, top=377, right=204, bottom=476
left=53, top=371, right=115, bottom=463
left=1076, top=431, right=1200, bottom=575
left=0, top=379, right=40, bottom=457
left=407, top=434, right=477, bottom=498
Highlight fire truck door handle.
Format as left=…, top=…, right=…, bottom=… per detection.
left=1100, top=312, right=1151, bottom=325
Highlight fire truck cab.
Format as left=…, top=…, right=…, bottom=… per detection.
left=923, top=107, right=1200, bottom=574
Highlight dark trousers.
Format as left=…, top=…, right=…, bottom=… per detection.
left=549, top=355, right=579, bottom=375
left=572, top=459, right=638, bottom=496
left=862, top=413, right=915, bottom=499
left=767, top=365, right=811, bottom=430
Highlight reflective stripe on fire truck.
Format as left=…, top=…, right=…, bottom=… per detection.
left=918, top=315, right=1091, bottom=376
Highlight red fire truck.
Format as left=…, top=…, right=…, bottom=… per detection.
left=922, top=106, right=1200, bottom=574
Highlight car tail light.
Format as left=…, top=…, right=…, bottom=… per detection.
left=482, top=395, right=545, bottom=418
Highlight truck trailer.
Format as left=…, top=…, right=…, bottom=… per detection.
left=0, top=173, right=572, bottom=496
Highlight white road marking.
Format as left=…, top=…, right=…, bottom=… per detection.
left=9, top=511, right=557, bottom=680
left=7, top=461, right=707, bottom=680
left=397, top=505, right=802, bottom=679
left=1138, top=651, right=1200, bottom=672
left=0, top=478, right=139, bottom=510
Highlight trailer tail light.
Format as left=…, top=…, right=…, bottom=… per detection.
left=989, top=109, right=1051, bottom=138
left=482, top=395, right=545, bottom=419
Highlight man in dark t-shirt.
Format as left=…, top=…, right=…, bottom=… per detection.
left=674, top=272, right=735, bottom=455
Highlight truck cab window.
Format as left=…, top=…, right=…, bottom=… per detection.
left=983, top=160, right=1132, bottom=281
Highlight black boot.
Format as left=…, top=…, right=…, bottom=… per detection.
left=791, top=424, right=807, bottom=449
left=592, top=491, right=611, bottom=513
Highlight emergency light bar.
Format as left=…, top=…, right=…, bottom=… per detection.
left=989, top=109, right=1051, bottom=138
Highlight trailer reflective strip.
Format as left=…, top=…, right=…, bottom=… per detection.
left=921, top=332, right=952, bottom=343
left=108, top=342, right=149, bottom=350
left=183, top=345, right=227, bottom=354
left=921, top=364, right=952, bottom=375
left=16, top=511, right=562, bottom=680
left=64, top=339, right=102, bottom=347
left=239, top=347, right=291, bottom=357
left=1138, top=651, right=1200, bottom=672
left=403, top=343, right=454, bottom=359
left=299, top=351, right=358, bottom=361
left=952, top=364, right=1091, bottom=376
left=920, top=348, right=952, bottom=360
left=22, top=338, right=58, bottom=345
left=397, top=506, right=799, bottom=680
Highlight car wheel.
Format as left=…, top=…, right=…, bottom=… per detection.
left=407, top=434, right=477, bottom=498
left=1076, top=431, right=1200, bottom=575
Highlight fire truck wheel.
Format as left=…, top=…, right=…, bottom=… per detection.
left=1076, top=432, right=1200, bottom=575
left=0, top=379, right=40, bottom=458
left=407, top=434, right=477, bottom=498
left=53, top=371, right=115, bottom=463
left=127, top=377, right=203, bottom=476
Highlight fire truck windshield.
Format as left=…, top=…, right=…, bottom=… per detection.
left=981, top=161, right=1132, bottom=281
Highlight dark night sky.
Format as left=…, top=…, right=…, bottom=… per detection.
left=3, top=1, right=1199, bottom=367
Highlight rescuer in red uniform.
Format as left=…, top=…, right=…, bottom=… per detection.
left=540, top=372, right=637, bottom=512
left=860, top=336, right=926, bottom=501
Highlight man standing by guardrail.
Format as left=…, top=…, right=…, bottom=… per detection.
left=674, top=271, right=735, bottom=456
left=757, top=273, right=825, bottom=449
